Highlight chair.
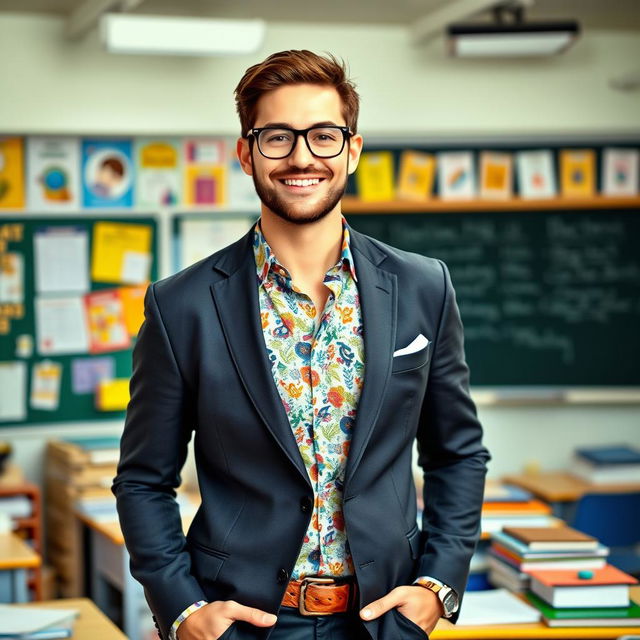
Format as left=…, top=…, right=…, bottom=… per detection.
left=571, top=491, right=640, bottom=578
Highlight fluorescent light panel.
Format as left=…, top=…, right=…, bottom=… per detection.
left=100, top=14, right=266, bottom=56
left=448, top=21, right=580, bottom=57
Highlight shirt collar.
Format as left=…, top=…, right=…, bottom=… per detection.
left=253, top=216, right=358, bottom=285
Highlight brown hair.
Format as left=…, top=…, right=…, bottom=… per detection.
left=234, top=50, right=360, bottom=136
left=101, top=157, right=124, bottom=177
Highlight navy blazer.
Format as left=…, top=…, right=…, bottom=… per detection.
left=112, top=225, right=490, bottom=640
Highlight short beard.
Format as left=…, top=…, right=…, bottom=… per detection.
left=252, top=168, right=348, bottom=226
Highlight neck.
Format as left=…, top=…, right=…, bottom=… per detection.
left=259, top=208, right=344, bottom=284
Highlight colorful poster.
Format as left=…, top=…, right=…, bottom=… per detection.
left=82, top=139, right=134, bottom=208
left=396, top=151, right=435, bottom=200
left=560, top=149, right=595, bottom=198
left=516, top=150, right=556, bottom=199
left=119, top=285, right=147, bottom=336
left=0, top=137, right=25, bottom=209
left=84, top=289, right=131, bottom=353
left=91, top=221, right=152, bottom=284
left=437, top=151, right=475, bottom=200
left=27, top=137, right=81, bottom=210
left=355, top=151, right=395, bottom=201
left=183, top=138, right=227, bottom=206
left=602, top=148, right=639, bottom=196
left=135, top=138, right=181, bottom=207
left=480, top=151, right=513, bottom=199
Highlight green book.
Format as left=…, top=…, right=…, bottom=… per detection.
left=526, top=592, right=640, bottom=627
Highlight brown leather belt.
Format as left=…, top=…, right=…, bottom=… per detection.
left=281, top=576, right=358, bottom=615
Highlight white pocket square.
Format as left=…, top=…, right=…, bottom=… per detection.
left=393, top=334, right=429, bottom=357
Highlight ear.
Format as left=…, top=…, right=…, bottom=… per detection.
left=237, top=137, right=253, bottom=176
left=347, top=134, right=364, bottom=175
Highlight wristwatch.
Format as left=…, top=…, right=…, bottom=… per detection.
left=414, top=577, right=458, bottom=618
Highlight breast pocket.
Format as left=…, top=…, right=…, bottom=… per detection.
left=391, top=342, right=432, bottom=374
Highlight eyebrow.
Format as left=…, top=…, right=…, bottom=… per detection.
left=259, top=121, right=343, bottom=129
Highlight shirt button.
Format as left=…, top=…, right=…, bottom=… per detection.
left=277, top=568, right=289, bottom=583
left=300, top=496, right=312, bottom=513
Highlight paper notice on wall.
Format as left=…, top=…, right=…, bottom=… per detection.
left=34, top=226, right=89, bottom=294
left=71, top=357, right=115, bottom=394
left=91, top=221, right=152, bottom=284
left=30, top=360, right=63, bottom=410
left=0, top=252, right=24, bottom=302
left=0, top=361, right=26, bottom=421
left=179, top=217, right=254, bottom=270
left=35, top=296, right=90, bottom=355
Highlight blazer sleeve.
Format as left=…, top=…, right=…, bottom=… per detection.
left=415, top=260, right=491, bottom=620
left=112, top=283, right=206, bottom=640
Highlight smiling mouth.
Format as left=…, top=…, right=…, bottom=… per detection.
left=280, top=178, right=325, bottom=187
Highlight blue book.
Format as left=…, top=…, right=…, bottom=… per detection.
left=575, top=445, right=640, bottom=466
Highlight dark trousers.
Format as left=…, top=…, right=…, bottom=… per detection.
left=269, top=606, right=371, bottom=640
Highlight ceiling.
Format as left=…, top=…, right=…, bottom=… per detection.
left=0, top=0, right=639, bottom=30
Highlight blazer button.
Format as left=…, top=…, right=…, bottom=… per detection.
left=300, top=496, right=312, bottom=513
left=277, top=568, right=289, bottom=583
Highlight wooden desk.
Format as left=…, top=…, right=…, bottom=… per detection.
left=75, top=501, right=196, bottom=640
left=431, top=587, right=640, bottom=639
left=0, top=531, right=41, bottom=602
left=14, top=597, right=126, bottom=640
left=503, top=471, right=640, bottom=520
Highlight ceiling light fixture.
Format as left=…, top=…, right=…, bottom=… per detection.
left=447, top=2, right=580, bottom=57
left=100, top=14, right=266, bottom=56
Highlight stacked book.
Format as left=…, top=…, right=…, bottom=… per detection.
left=481, top=485, right=556, bottom=536
left=526, top=565, right=640, bottom=627
left=488, top=526, right=609, bottom=593
left=572, top=444, right=640, bottom=484
left=45, top=437, right=121, bottom=597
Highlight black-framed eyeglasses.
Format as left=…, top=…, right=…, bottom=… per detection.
left=246, top=126, right=352, bottom=159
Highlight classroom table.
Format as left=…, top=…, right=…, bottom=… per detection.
left=0, top=531, right=41, bottom=602
left=431, top=587, right=640, bottom=639
left=14, top=597, right=126, bottom=640
left=75, top=499, right=197, bottom=640
left=503, top=471, right=640, bottom=520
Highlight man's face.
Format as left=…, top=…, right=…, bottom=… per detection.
left=237, top=83, right=363, bottom=225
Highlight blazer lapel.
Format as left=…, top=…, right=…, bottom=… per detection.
left=209, top=231, right=311, bottom=487
left=345, top=229, right=397, bottom=486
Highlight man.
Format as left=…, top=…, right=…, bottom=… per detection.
left=113, top=50, right=490, bottom=640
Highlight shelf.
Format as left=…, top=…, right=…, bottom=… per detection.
left=341, top=195, right=640, bottom=213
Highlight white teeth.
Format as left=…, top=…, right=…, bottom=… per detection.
left=283, top=178, right=321, bottom=186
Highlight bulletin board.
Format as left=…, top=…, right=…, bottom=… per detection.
left=0, top=215, right=158, bottom=426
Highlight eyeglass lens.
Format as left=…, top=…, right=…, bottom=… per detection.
left=257, top=127, right=345, bottom=158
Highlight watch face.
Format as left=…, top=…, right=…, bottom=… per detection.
left=442, top=591, right=457, bottom=613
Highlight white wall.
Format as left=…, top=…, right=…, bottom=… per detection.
left=0, top=12, right=639, bottom=487
left=1, top=13, right=640, bottom=136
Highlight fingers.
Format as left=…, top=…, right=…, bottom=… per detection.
left=360, top=587, right=404, bottom=621
left=225, top=601, right=277, bottom=627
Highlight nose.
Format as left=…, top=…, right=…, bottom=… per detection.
left=288, top=132, right=314, bottom=166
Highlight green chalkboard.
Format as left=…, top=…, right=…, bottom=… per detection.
left=0, top=216, right=158, bottom=425
left=346, top=209, right=640, bottom=387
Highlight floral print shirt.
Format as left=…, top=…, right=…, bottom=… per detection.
left=253, top=217, right=365, bottom=578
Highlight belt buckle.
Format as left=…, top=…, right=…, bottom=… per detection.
left=298, top=576, right=337, bottom=616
